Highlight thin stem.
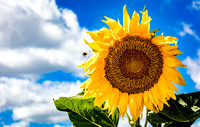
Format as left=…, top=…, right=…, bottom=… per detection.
left=126, top=112, right=142, bottom=127
left=144, top=120, right=148, bottom=127
left=136, top=117, right=140, bottom=125
left=125, top=112, right=134, bottom=127
left=126, top=112, right=131, bottom=123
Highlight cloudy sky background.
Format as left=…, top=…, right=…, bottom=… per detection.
left=0, top=0, right=200, bottom=127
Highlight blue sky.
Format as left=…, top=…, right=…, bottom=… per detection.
left=0, top=0, right=200, bottom=127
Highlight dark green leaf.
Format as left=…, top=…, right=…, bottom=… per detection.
left=150, top=29, right=160, bottom=38
left=54, top=93, right=119, bottom=127
left=147, top=92, right=200, bottom=127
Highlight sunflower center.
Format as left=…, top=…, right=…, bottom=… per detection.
left=104, top=35, right=163, bottom=94
left=119, top=49, right=149, bottom=79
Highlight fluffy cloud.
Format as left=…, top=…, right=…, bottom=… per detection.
left=53, top=125, right=66, bottom=127
left=0, top=0, right=92, bottom=79
left=183, top=50, right=200, bottom=90
left=0, top=0, right=95, bottom=126
left=3, top=121, right=29, bottom=127
left=192, top=1, right=200, bottom=10
left=178, top=23, right=200, bottom=40
left=0, top=77, right=82, bottom=123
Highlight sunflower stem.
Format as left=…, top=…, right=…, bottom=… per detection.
left=125, top=112, right=134, bottom=127
left=144, top=120, right=148, bottom=127
left=136, top=117, right=140, bottom=125
left=126, top=112, right=141, bottom=127
left=126, top=112, right=131, bottom=123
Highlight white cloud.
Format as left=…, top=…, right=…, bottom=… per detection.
left=3, top=121, right=29, bottom=127
left=192, top=1, right=200, bottom=10
left=183, top=50, right=200, bottom=90
left=118, top=117, right=131, bottom=127
left=0, top=0, right=92, bottom=79
left=0, top=0, right=95, bottom=126
left=178, top=23, right=200, bottom=40
left=0, top=77, right=82, bottom=123
left=54, top=125, right=65, bottom=127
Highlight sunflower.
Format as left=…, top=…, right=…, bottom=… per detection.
left=78, top=5, right=186, bottom=121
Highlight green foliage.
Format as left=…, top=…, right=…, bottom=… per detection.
left=150, top=29, right=160, bottom=38
left=147, top=92, right=200, bottom=127
left=54, top=91, right=200, bottom=127
left=54, top=91, right=120, bottom=127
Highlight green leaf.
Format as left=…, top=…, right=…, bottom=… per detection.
left=54, top=93, right=119, bottom=127
left=150, top=29, right=160, bottom=38
left=147, top=92, right=200, bottom=127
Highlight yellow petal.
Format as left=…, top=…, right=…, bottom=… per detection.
left=107, top=88, right=120, bottom=113
left=94, top=80, right=112, bottom=107
left=137, top=93, right=143, bottom=111
left=161, top=45, right=184, bottom=56
left=84, top=50, right=107, bottom=72
left=84, top=58, right=102, bottom=72
left=83, top=68, right=95, bottom=77
left=140, top=10, right=151, bottom=25
left=97, top=28, right=117, bottom=43
left=143, top=91, right=149, bottom=104
left=167, top=80, right=178, bottom=93
left=80, top=78, right=90, bottom=89
left=148, top=89, right=158, bottom=111
left=83, top=89, right=96, bottom=98
left=106, top=96, right=119, bottom=115
left=102, top=16, right=125, bottom=37
left=119, top=92, right=128, bottom=119
left=129, top=11, right=140, bottom=34
left=145, top=99, right=154, bottom=111
left=86, top=60, right=104, bottom=74
left=89, top=68, right=105, bottom=81
left=163, top=56, right=187, bottom=67
left=163, top=66, right=185, bottom=83
left=123, top=5, right=130, bottom=33
left=157, top=76, right=171, bottom=100
left=129, top=94, right=140, bottom=122
left=154, top=84, right=170, bottom=107
left=159, top=76, right=178, bottom=93
left=162, top=50, right=184, bottom=56
left=87, top=31, right=103, bottom=42
left=84, top=39, right=101, bottom=51
left=152, top=36, right=177, bottom=45
left=138, top=93, right=144, bottom=119
left=158, top=77, right=177, bottom=100
left=151, top=88, right=159, bottom=104
left=163, top=66, right=186, bottom=85
left=83, top=54, right=97, bottom=72
left=168, top=89, right=176, bottom=100
left=133, top=94, right=141, bottom=121
left=151, top=87, right=164, bottom=111
left=157, top=77, right=171, bottom=101
left=107, top=88, right=118, bottom=106
left=96, top=42, right=110, bottom=50
left=103, top=100, right=110, bottom=110
left=157, top=100, right=164, bottom=111
left=137, top=24, right=151, bottom=38
left=87, top=77, right=104, bottom=91
left=78, top=62, right=86, bottom=67
left=137, top=10, right=151, bottom=38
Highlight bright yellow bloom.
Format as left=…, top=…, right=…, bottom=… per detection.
left=78, top=5, right=186, bottom=121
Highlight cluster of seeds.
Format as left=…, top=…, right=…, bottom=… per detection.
left=104, top=35, right=163, bottom=94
